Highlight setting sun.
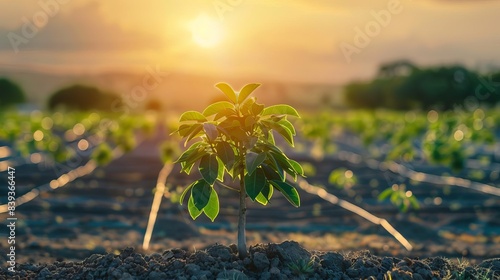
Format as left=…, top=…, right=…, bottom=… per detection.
left=189, top=14, right=223, bottom=48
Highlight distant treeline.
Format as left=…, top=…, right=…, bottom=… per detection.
left=344, top=60, right=500, bottom=110
left=0, top=78, right=121, bottom=111
left=48, top=85, right=122, bottom=111
left=0, top=79, right=163, bottom=112
left=0, top=78, right=25, bottom=108
left=48, top=85, right=162, bottom=112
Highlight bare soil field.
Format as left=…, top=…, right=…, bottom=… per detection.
left=1, top=130, right=499, bottom=278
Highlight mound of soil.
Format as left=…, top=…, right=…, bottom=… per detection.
left=2, top=241, right=499, bottom=280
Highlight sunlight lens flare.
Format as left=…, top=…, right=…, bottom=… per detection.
left=189, top=14, right=223, bottom=48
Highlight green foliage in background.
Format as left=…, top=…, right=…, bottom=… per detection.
left=299, top=107, right=499, bottom=211
left=345, top=60, right=500, bottom=110
left=0, top=110, right=152, bottom=166
left=328, top=168, right=357, bottom=189
left=0, top=78, right=26, bottom=108
left=300, top=108, right=499, bottom=172
left=378, top=184, right=419, bottom=212
left=48, top=84, right=122, bottom=112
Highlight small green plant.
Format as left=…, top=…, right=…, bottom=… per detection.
left=174, top=82, right=303, bottom=258
left=91, top=142, right=113, bottom=165
left=443, top=259, right=494, bottom=280
left=378, top=184, right=419, bottom=212
left=287, top=257, right=316, bottom=276
left=328, top=168, right=357, bottom=188
left=160, top=141, right=180, bottom=164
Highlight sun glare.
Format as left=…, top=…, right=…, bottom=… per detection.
left=189, top=14, right=223, bottom=48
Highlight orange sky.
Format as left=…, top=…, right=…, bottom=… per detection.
left=1, top=0, right=499, bottom=84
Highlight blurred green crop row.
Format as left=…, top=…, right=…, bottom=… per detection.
left=299, top=107, right=500, bottom=171
left=0, top=110, right=156, bottom=165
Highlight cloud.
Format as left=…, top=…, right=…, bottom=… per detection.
left=0, top=1, right=164, bottom=52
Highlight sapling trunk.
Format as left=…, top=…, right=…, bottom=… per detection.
left=237, top=157, right=248, bottom=258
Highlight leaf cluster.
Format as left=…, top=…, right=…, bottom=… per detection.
left=378, top=185, right=419, bottom=212
left=174, top=83, right=304, bottom=221
left=287, top=257, right=316, bottom=276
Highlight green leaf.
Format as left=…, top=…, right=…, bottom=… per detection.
left=216, top=142, right=235, bottom=169
left=267, top=130, right=275, bottom=145
left=255, top=192, right=268, bottom=205
left=255, top=183, right=273, bottom=205
left=221, top=126, right=247, bottom=142
left=258, top=141, right=283, bottom=154
left=188, top=194, right=203, bottom=220
left=175, top=142, right=202, bottom=163
left=273, top=124, right=294, bottom=146
left=262, top=120, right=294, bottom=146
left=181, top=146, right=207, bottom=174
left=244, top=136, right=257, bottom=150
left=231, top=158, right=244, bottom=180
left=176, top=124, right=194, bottom=137
left=215, top=82, right=237, bottom=103
left=244, top=116, right=256, bottom=130
left=202, top=101, right=234, bottom=117
left=216, top=157, right=224, bottom=181
left=219, top=117, right=242, bottom=129
left=410, top=196, right=420, bottom=210
left=203, top=123, right=218, bottom=142
left=240, top=97, right=256, bottom=115
left=181, top=160, right=196, bottom=174
left=204, top=188, right=219, bottom=221
left=238, top=83, right=261, bottom=103
left=251, top=102, right=265, bottom=116
left=180, top=180, right=199, bottom=205
left=214, top=108, right=237, bottom=121
left=183, top=145, right=206, bottom=164
left=270, top=180, right=300, bottom=207
left=245, top=152, right=266, bottom=175
left=263, top=182, right=274, bottom=200
left=378, top=188, right=394, bottom=201
left=184, top=124, right=203, bottom=145
left=288, top=159, right=304, bottom=176
left=262, top=105, right=300, bottom=117
left=199, top=154, right=219, bottom=185
left=278, top=119, right=296, bottom=135
left=265, top=152, right=285, bottom=181
left=192, top=180, right=212, bottom=210
left=262, top=164, right=282, bottom=181
left=269, top=151, right=296, bottom=177
left=179, top=111, right=207, bottom=122
left=245, top=168, right=267, bottom=201
left=391, top=192, right=399, bottom=204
